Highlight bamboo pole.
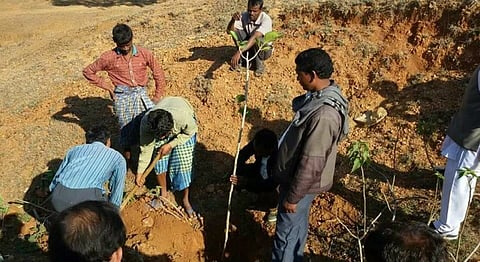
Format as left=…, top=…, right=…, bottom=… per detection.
left=222, top=52, right=252, bottom=259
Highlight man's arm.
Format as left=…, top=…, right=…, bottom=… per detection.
left=137, top=116, right=157, bottom=174
left=226, top=12, right=241, bottom=34
left=145, top=50, right=166, bottom=103
left=82, top=55, right=114, bottom=97
left=108, top=156, right=127, bottom=207
left=231, top=31, right=264, bottom=67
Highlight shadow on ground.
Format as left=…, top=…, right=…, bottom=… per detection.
left=179, top=46, right=236, bottom=79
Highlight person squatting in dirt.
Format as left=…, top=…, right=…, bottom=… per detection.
left=48, top=201, right=126, bottom=262
left=83, top=23, right=166, bottom=172
left=364, top=221, right=448, bottom=262
left=135, top=96, right=198, bottom=217
left=49, top=125, right=127, bottom=212
left=226, top=0, right=273, bottom=77
left=431, top=65, right=480, bottom=241
left=229, top=128, right=279, bottom=223
left=271, top=48, right=349, bottom=261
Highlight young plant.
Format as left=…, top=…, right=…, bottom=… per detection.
left=229, top=30, right=282, bottom=76
left=340, top=140, right=371, bottom=262
left=342, top=141, right=399, bottom=261
left=222, top=31, right=282, bottom=258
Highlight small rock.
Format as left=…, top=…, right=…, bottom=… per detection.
left=141, top=217, right=154, bottom=227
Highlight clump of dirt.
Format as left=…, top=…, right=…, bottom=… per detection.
left=122, top=198, right=205, bottom=261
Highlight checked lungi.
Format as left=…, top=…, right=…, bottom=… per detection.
left=154, top=134, right=196, bottom=191
left=113, top=85, right=154, bottom=147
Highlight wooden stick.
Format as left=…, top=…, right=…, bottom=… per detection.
left=222, top=51, right=252, bottom=259
left=120, top=152, right=164, bottom=210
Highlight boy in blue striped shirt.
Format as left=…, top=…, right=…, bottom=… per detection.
left=49, top=125, right=127, bottom=212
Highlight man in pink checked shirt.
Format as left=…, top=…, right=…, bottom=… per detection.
left=83, top=23, right=166, bottom=172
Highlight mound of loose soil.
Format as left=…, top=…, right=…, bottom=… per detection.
left=122, top=198, right=205, bottom=261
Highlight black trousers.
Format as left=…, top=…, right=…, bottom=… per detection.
left=51, top=184, right=106, bottom=212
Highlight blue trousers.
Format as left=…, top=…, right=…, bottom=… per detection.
left=272, top=192, right=315, bottom=262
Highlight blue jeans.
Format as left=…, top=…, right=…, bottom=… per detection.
left=272, top=192, right=315, bottom=262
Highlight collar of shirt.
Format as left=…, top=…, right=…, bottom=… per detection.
left=245, top=12, right=264, bottom=27
left=115, top=45, right=138, bottom=56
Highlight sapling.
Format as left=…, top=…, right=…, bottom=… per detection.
left=341, top=141, right=400, bottom=261
left=222, top=30, right=282, bottom=259
left=345, top=140, right=370, bottom=262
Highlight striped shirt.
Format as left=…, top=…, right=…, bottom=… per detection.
left=49, top=142, right=127, bottom=207
left=83, top=45, right=166, bottom=100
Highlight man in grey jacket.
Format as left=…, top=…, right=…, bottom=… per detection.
left=272, top=48, right=349, bottom=261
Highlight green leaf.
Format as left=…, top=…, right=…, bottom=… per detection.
left=433, top=171, right=445, bottom=180
left=238, top=107, right=251, bottom=117
left=351, top=159, right=361, bottom=173
left=239, top=40, right=248, bottom=49
left=261, top=46, right=273, bottom=51
left=263, top=31, right=283, bottom=45
left=229, top=31, right=240, bottom=45
left=235, top=94, right=246, bottom=103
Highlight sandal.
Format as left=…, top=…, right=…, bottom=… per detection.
left=149, top=199, right=163, bottom=210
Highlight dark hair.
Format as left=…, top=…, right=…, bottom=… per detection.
left=253, top=128, right=277, bottom=153
left=295, top=48, right=334, bottom=79
left=148, top=109, right=174, bottom=139
left=85, top=125, right=110, bottom=144
left=48, top=201, right=126, bottom=262
left=364, top=221, right=448, bottom=262
left=248, top=0, right=263, bottom=8
left=112, top=23, right=133, bottom=45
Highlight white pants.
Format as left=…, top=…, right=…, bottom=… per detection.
left=434, top=141, right=479, bottom=235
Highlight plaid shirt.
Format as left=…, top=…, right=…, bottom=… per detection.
left=83, top=45, right=166, bottom=99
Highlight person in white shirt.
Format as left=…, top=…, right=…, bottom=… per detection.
left=226, top=0, right=273, bottom=76
left=431, top=65, right=480, bottom=240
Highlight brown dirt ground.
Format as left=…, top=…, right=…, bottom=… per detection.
left=0, top=0, right=479, bottom=261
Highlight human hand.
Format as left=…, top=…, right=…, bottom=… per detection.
left=135, top=174, right=145, bottom=186
left=108, top=89, right=116, bottom=101
left=283, top=200, right=297, bottom=213
left=230, top=51, right=241, bottom=68
left=151, top=96, right=161, bottom=104
left=158, top=144, right=172, bottom=157
left=231, top=12, right=241, bottom=21
left=230, top=175, right=239, bottom=185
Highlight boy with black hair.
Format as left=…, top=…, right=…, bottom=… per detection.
left=48, top=201, right=126, bottom=262
left=135, top=96, right=197, bottom=217
left=230, top=128, right=278, bottom=222
left=226, top=0, right=273, bottom=76
left=49, top=125, right=127, bottom=212
left=364, top=221, right=448, bottom=262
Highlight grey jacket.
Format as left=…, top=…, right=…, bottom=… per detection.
left=447, top=65, right=480, bottom=151
left=273, top=84, right=348, bottom=204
